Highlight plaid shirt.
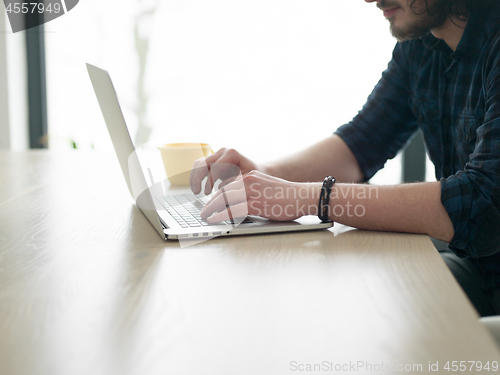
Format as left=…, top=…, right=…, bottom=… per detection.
left=335, top=3, right=500, bottom=289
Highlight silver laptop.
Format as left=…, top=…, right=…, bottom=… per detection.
left=86, top=63, right=333, bottom=240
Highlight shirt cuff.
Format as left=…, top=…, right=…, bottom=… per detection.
left=440, top=172, right=474, bottom=257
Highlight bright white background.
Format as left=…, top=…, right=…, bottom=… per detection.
left=44, top=0, right=413, bottom=183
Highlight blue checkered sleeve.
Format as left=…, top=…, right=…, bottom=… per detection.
left=441, top=57, right=500, bottom=257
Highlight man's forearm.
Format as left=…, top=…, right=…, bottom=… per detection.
left=262, top=134, right=364, bottom=183
left=306, top=181, right=454, bottom=242
left=202, top=169, right=454, bottom=242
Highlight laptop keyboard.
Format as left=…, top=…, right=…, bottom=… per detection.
left=159, top=193, right=252, bottom=228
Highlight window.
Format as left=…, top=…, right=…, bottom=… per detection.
left=45, top=0, right=400, bottom=182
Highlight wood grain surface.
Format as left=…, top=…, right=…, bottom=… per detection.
left=1, top=150, right=499, bottom=375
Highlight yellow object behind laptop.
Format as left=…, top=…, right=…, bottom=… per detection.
left=158, top=143, right=212, bottom=186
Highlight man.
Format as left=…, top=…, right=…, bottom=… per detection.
left=189, top=0, right=500, bottom=316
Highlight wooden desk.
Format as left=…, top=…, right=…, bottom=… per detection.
left=1, top=150, right=499, bottom=375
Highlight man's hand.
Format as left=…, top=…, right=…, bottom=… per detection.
left=199, top=170, right=320, bottom=224
left=190, top=148, right=266, bottom=195
left=190, top=135, right=364, bottom=198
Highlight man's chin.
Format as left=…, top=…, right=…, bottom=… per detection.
left=390, top=24, right=430, bottom=41
left=388, top=10, right=448, bottom=42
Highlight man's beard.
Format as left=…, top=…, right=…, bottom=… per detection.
left=379, top=0, right=449, bottom=41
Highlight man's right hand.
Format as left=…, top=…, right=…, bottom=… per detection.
left=190, top=147, right=265, bottom=195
